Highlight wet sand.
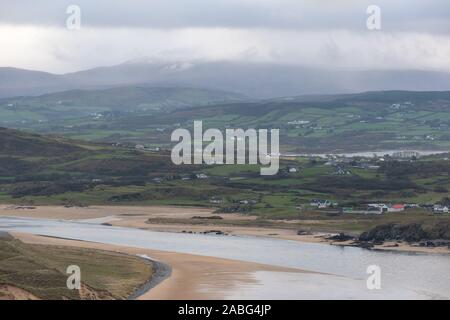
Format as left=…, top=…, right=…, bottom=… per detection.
left=0, top=205, right=217, bottom=220
left=13, top=232, right=304, bottom=300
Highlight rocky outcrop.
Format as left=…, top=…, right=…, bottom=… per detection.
left=359, top=223, right=428, bottom=242
left=355, top=222, right=450, bottom=250
left=327, top=233, right=355, bottom=242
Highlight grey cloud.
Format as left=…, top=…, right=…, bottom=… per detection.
left=0, top=0, right=449, bottom=33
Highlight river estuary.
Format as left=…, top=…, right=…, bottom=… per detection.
left=0, top=216, right=449, bottom=299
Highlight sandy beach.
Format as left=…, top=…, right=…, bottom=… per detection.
left=1, top=205, right=448, bottom=255
left=12, top=232, right=303, bottom=300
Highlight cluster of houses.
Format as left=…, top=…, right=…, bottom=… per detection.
left=209, top=197, right=224, bottom=204
left=134, top=144, right=161, bottom=152
left=239, top=199, right=258, bottom=205
left=391, top=151, right=420, bottom=159
left=287, top=120, right=310, bottom=126
left=324, top=157, right=382, bottom=170
left=310, top=200, right=449, bottom=215
left=209, top=197, right=258, bottom=206
left=310, top=199, right=339, bottom=209
left=334, top=166, right=351, bottom=175
left=340, top=204, right=397, bottom=215
left=363, top=203, right=406, bottom=214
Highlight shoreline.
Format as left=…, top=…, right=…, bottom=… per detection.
left=128, top=257, right=172, bottom=300
left=1, top=204, right=448, bottom=255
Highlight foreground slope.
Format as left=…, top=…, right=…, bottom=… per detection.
left=0, top=233, right=152, bottom=300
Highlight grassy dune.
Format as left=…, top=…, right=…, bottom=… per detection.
left=0, top=235, right=152, bottom=300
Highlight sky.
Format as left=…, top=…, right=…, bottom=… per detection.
left=1, top=0, right=450, bottom=74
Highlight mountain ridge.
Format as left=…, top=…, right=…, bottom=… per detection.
left=2, top=61, right=450, bottom=98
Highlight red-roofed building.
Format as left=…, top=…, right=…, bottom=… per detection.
left=388, top=204, right=405, bottom=212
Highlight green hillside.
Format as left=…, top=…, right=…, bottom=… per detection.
left=3, top=90, right=450, bottom=153
left=0, top=128, right=449, bottom=233
left=0, top=86, right=246, bottom=124
left=0, top=127, right=84, bottom=157
left=93, top=90, right=450, bottom=152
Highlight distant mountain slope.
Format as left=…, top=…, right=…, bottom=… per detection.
left=0, top=127, right=83, bottom=157
left=65, top=62, right=450, bottom=99
left=2, top=62, right=450, bottom=98
left=273, top=90, right=450, bottom=105
left=0, top=68, right=68, bottom=98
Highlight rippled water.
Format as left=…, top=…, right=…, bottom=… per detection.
left=1, top=216, right=449, bottom=299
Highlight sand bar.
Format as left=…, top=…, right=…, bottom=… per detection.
left=12, top=232, right=304, bottom=300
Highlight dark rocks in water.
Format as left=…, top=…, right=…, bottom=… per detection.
left=101, top=223, right=113, bottom=226
left=356, top=242, right=374, bottom=250
left=191, top=216, right=223, bottom=220
left=327, top=233, right=354, bottom=242
left=357, top=222, right=450, bottom=250
left=421, top=241, right=435, bottom=247
left=383, top=243, right=400, bottom=248
left=203, top=230, right=226, bottom=235
left=419, top=240, right=450, bottom=247
left=13, top=206, right=36, bottom=210
left=359, top=223, right=428, bottom=243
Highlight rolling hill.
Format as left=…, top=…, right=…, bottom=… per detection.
left=0, top=86, right=246, bottom=123
left=73, top=90, right=450, bottom=153
left=0, top=67, right=69, bottom=98
left=2, top=89, right=450, bottom=153
left=0, top=127, right=83, bottom=157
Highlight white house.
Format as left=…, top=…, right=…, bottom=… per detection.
left=433, top=205, right=449, bottom=214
